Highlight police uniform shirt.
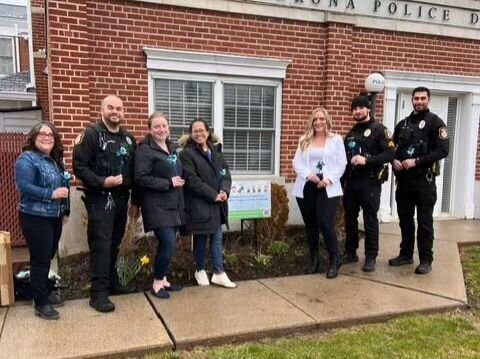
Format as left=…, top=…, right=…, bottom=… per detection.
left=393, top=109, right=449, bottom=179
left=73, top=121, right=137, bottom=193
left=344, top=118, right=395, bottom=179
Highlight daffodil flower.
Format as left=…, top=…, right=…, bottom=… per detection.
left=140, top=255, right=150, bottom=266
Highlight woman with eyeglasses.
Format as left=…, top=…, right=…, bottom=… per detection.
left=134, top=112, right=185, bottom=299
left=15, top=122, right=71, bottom=320
left=179, top=119, right=236, bottom=288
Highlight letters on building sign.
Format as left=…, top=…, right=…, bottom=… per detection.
left=288, top=0, right=479, bottom=28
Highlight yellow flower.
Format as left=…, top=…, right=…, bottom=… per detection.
left=140, top=255, right=150, bottom=266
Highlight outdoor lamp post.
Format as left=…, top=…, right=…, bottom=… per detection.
left=364, top=72, right=385, bottom=117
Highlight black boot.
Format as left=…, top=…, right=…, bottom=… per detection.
left=326, top=256, right=342, bottom=279
left=304, top=251, right=319, bottom=274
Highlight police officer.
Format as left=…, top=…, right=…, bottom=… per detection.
left=73, top=95, right=138, bottom=312
left=389, top=87, right=449, bottom=275
left=343, top=95, right=395, bottom=272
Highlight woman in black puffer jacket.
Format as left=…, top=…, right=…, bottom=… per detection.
left=179, top=119, right=236, bottom=289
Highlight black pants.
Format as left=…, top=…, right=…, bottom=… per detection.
left=19, top=212, right=62, bottom=306
left=296, top=181, right=340, bottom=261
left=395, top=177, right=437, bottom=264
left=83, top=191, right=129, bottom=296
left=343, top=177, right=381, bottom=258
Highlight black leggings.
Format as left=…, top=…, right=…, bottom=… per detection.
left=296, top=182, right=339, bottom=260
left=19, top=212, right=62, bottom=306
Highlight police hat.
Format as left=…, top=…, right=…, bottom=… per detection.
left=351, top=96, right=371, bottom=111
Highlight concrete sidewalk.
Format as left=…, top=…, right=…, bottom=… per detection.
left=0, top=219, right=478, bottom=358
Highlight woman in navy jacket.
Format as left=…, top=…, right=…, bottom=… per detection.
left=292, top=107, right=347, bottom=278
left=15, top=122, right=70, bottom=320
left=134, top=112, right=185, bottom=299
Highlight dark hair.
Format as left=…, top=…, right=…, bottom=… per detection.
left=412, top=86, right=430, bottom=98
left=188, top=118, right=213, bottom=142
left=23, top=122, right=64, bottom=168
left=148, top=111, right=169, bottom=129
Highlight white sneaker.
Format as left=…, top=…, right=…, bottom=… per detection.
left=194, top=270, right=210, bottom=286
left=211, top=272, right=237, bottom=288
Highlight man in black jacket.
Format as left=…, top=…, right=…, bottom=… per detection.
left=389, top=87, right=449, bottom=275
left=343, top=95, right=395, bottom=272
left=73, top=95, right=138, bottom=312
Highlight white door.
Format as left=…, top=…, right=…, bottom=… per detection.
left=391, top=93, right=451, bottom=218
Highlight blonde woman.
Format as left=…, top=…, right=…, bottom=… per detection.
left=292, top=107, right=347, bottom=278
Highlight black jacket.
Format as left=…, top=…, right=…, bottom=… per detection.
left=134, top=135, right=185, bottom=232
left=179, top=135, right=232, bottom=234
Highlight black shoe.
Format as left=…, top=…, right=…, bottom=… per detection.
left=326, top=257, right=342, bottom=279
left=343, top=252, right=359, bottom=264
left=389, top=255, right=414, bottom=266
left=304, top=252, right=319, bottom=274
left=415, top=263, right=432, bottom=275
left=35, top=304, right=59, bottom=320
left=89, top=296, right=115, bottom=313
left=150, top=287, right=170, bottom=299
left=109, top=284, right=136, bottom=295
left=48, top=291, right=64, bottom=308
left=362, top=257, right=376, bottom=272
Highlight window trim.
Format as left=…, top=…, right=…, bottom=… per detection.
left=0, top=37, right=15, bottom=77
left=146, top=49, right=289, bottom=177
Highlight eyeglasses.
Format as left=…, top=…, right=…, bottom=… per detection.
left=37, top=132, right=55, bottom=140
left=192, top=130, right=206, bottom=135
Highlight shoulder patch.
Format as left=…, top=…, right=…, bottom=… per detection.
left=74, top=132, right=84, bottom=145
left=439, top=127, right=448, bottom=140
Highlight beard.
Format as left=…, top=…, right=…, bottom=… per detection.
left=103, top=114, right=121, bottom=128
left=354, top=114, right=368, bottom=122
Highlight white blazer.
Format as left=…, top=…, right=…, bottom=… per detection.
left=292, top=134, right=347, bottom=199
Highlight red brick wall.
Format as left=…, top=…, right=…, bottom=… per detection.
left=45, top=0, right=480, bottom=180
left=32, top=0, right=49, bottom=121
left=18, top=38, right=29, bottom=72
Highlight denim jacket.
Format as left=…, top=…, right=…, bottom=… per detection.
left=15, top=150, right=68, bottom=218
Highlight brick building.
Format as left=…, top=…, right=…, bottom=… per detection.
left=27, top=0, right=480, bottom=252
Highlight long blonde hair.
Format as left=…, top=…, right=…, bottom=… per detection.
left=299, top=107, right=333, bottom=152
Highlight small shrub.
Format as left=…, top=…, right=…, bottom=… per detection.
left=223, top=251, right=239, bottom=269
left=257, top=183, right=289, bottom=246
left=253, top=253, right=272, bottom=267
left=268, top=241, right=290, bottom=257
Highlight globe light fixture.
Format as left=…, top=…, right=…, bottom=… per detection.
left=364, top=72, right=385, bottom=116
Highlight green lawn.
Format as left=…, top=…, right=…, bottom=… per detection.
left=146, top=246, right=480, bottom=359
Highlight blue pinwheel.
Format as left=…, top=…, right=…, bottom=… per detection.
left=167, top=154, right=178, bottom=176
left=116, top=146, right=128, bottom=175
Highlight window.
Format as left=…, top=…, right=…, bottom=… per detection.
left=0, top=38, right=14, bottom=76
left=146, top=48, right=289, bottom=176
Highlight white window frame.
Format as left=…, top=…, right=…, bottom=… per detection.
left=145, top=48, right=290, bottom=178
left=0, top=37, right=15, bottom=77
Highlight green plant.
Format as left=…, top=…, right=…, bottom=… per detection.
left=253, top=253, right=272, bottom=267
left=116, top=254, right=150, bottom=287
left=268, top=241, right=289, bottom=257
left=223, top=250, right=239, bottom=269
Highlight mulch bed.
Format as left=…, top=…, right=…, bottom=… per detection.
left=58, top=225, right=344, bottom=300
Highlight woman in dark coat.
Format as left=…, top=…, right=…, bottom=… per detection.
left=179, top=119, right=236, bottom=288
left=134, top=112, right=185, bottom=299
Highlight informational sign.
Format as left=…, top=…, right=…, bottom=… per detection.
left=228, top=180, right=271, bottom=220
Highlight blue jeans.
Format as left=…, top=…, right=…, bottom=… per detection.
left=193, top=226, right=224, bottom=273
left=152, top=226, right=177, bottom=280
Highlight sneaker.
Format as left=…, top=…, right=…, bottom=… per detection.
left=48, top=291, right=64, bottom=308
left=343, top=252, right=359, bottom=264
left=362, top=257, right=376, bottom=272
left=388, top=255, right=414, bottom=266
left=34, top=304, right=59, bottom=320
left=415, top=263, right=432, bottom=275
left=194, top=270, right=210, bottom=286
left=89, top=295, right=115, bottom=313
left=211, top=272, right=237, bottom=288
